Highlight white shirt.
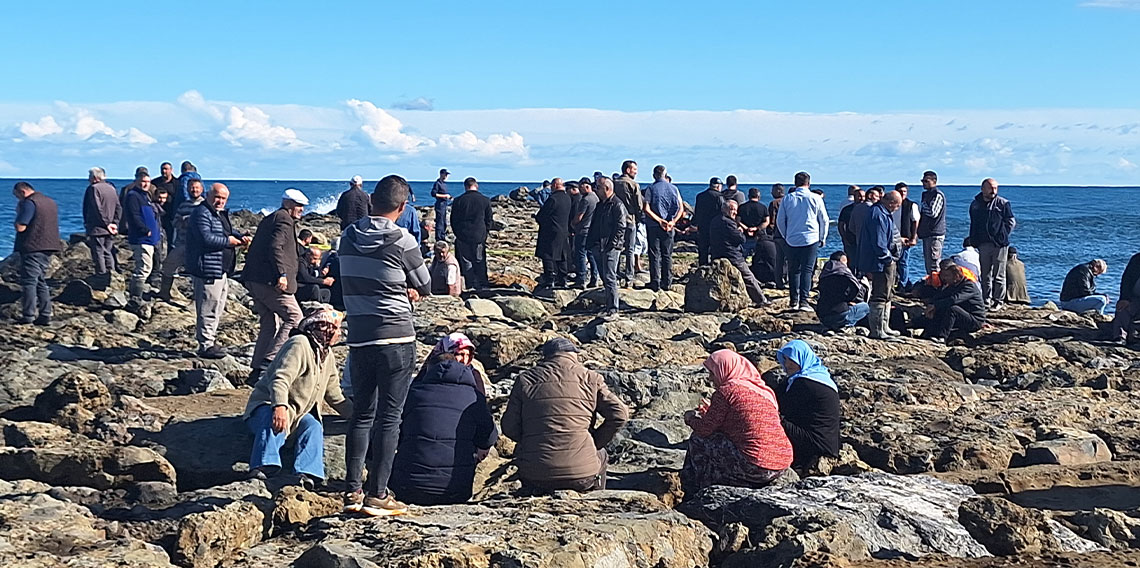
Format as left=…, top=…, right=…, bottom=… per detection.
left=776, top=187, right=830, bottom=247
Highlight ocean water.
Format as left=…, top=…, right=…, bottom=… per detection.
left=2, top=177, right=1137, bottom=307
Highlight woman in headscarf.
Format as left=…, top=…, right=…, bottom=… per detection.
left=390, top=332, right=499, bottom=505
left=775, top=340, right=841, bottom=468
left=243, top=307, right=352, bottom=489
left=680, top=350, right=794, bottom=496
left=416, top=332, right=491, bottom=395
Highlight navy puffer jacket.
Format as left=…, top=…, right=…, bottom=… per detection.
left=186, top=203, right=237, bottom=280
left=389, top=360, right=498, bottom=504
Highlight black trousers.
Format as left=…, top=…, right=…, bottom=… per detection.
left=697, top=229, right=712, bottom=266
left=455, top=240, right=488, bottom=289
left=646, top=225, right=674, bottom=290
left=921, top=305, right=982, bottom=339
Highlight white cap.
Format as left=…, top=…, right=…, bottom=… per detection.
left=282, top=188, right=309, bottom=206
left=350, top=175, right=363, bottom=185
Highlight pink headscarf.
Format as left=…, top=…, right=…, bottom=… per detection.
left=702, top=350, right=779, bottom=409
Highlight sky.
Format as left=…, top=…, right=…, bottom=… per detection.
left=1, top=0, right=1139, bottom=184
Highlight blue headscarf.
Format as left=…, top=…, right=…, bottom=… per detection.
left=776, top=340, right=837, bottom=393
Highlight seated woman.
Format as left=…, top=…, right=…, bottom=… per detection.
left=389, top=332, right=498, bottom=505
left=681, top=350, right=794, bottom=495
left=775, top=340, right=841, bottom=468
left=243, top=307, right=351, bottom=489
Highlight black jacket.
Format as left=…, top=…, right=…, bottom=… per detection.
left=390, top=360, right=498, bottom=504
left=778, top=379, right=841, bottom=466
left=931, top=279, right=987, bottom=322
left=1121, top=253, right=1140, bottom=303
left=815, top=260, right=865, bottom=325
left=243, top=209, right=298, bottom=292
left=738, top=200, right=768, bottom=230
left=709, top=214, right=745, bottom=263
left=968, top=194, right=1015, bottom=247
left=585, top=195, right=627, bottom=252
left=535, top=190, right=573, bottom=261
left=451, top=190, right=494, bottom=244
left=1060, top=262, right=1098, bottom=302
left=693, top=189, right=724, bottom=234
left=336, top=187, right=371, bottom=230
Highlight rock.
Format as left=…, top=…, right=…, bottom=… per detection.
left=464, top=298, right=504, bottom=318
left=56, top=279, right=94, bottom=306
left=106, top=309, right=141, bottom=332
left=1023, top=427, right=1113, bottom=466
left=33, top=371, right=112, bottom=432
left=294, top=541, right=383, bottom=568
left=0, top=441, right=176, bottom=489
left=679, top=473, right=991, bottom=560
left=173, top=368, right=233, bottom=395
left=462, top=324, right=557, bottom=369
left=1, top=418, right=75, bottom=447
left=272, top=486, right=342, bottom=529
left=722, top=510, right=871, bottom=568
left=493, top=296, right=549, bottom=324
left=684, top=259, right=750, bottom=313
left=1061, top=508, right=1140, bottom=550
left=959, top=496, right=1070, bottom=555
left=174, top=500, right=267, bottom=568
left=104, top=290, right=131, bottom=309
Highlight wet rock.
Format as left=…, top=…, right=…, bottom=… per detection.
left=684, top=259, right=750, bottom=313
left=1023, top=427, right=1113, bottom=467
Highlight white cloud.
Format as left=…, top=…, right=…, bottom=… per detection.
left=1011, top=162, right=1041, bottom=176
left=221, top=106, right=308, bottom=150
left=964, top=157, right=993, bottom=172
left=19, top=115, right=63, bottom=138
left=1118, top=157, right=1137, bottom=170
left=124, top=127, right=158, bottom=146
left=73, top=111, right=116, bottom=139
left=438, top=131, right=528, bottom=158
left=346, top=99, right=433, bottom=153
left=177, top=89, right=224, bottom=121
left=391, top=97, right=434, bottom=111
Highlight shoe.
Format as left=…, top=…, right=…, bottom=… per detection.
left=798, top=304, right=814, bottom=312
left=298, top=474, right=316, bottom=491
left=245, top=369, right=262, bottom=387
left=588, top=279, right=598, bottom=288
left=569, top=282, right=585, bottom=290
left=343, top=490, right=364, bottom=513
left=787, top=301, right=800, bottom=311
left=360, top=491, right=408, bottom=517
left=249, top=467, right=268, bottom=481
left=33, top=316, right=51, bottom=326
left=198, top=345, right=226, bottom=359
left=15, top=317, right=34, bottom=325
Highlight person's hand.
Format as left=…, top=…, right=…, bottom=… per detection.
left=271, top=406, right=288, bottom=434
left=276, top=276, right=288, bottom=292
left=107, top=224, right=118, bottom=235
left=322, top=277, right=334, bottom=286
left=474, top=448, right=490, bottom=462
left=407, top=288, right=421, bottom=302
left=228, top=236, right=242, bottom=246
left=683, top=409, right=698, bottom=424
left=241, top=235, right=253, bottom=246
left=321, top=267, right=330, bottom=276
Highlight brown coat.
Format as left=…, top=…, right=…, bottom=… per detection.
left=501, top=352, right=630, bottom=482
left=242, top=335, right=351, bottom=434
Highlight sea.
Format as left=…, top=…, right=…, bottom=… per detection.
left=2, top=178, right=1136, bottom=308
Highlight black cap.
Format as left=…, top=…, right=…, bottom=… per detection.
left=922, top=170, right=937, bottom=181
left=709, top=177, right=723, bottom=187
left=440, top=168, right=450, bottom=175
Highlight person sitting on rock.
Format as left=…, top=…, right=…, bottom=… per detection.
left=502, top=338, right=629, bottom=493
left=1108, top=252, right=1140, bottom=345
left=415, top=333, right=491, bottom=395
left=389, top=333, right=498, bottom=505
left=710, top=200, right=770, bottom=307
left=681, top=350, right=794, bottom=495
left=296, top=247, right=334, bottom=304
left=1005, top=246, right=1030, bottom=304
left=911, top=262, right=987, bottom=341
left=775, top=340, right=840, bottom=469
left=242, top=307, right=352, bottom=490
left=1059, top=259, right=1109, bottom=315
left=429, top=241, right=463, bottom=297
left=814, top=251, right=870, bottom=332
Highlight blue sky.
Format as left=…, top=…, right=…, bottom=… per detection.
left=2, top=0, right=1139, bottom=182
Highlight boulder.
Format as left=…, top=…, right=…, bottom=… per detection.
left=107, top=309, right=141, bottom=332
left=684, top=259, right=750, bottom=313
left=0, top=441, right=176, bottom=490
left=493, top=296, right=549, bottom=324
left=959, top=496, right=1072, bottom=555
left=172, top=368, right=233, bottom=395
left=1060, top=508, right=1140, bottom=550
left=174, top=500, right=267, bottom=568
left=56, top=279, right=94, bottom=306
left=1023, top=427, right=1113, bottom=466
left=33, top=371, right=112, bottom=432
left=272, top=486, right=342, bottom=529
left=464, top=298, right=504, bottom=318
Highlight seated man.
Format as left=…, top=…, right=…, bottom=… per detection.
left=913, top=263, right=987, bottom=341
left=710, top=200, right=770, bottom=307
left=242, top=308, right=351, bottom=489
left=1059, top=259, right=1109, bottom=315
left=296, top=247, right=333, bottom=303
left=1109, top=252, right=1140, bottom=344
left=1005, top=247, right=1031, bottom=304
left=815, top=251, right=869, bottom=331
left=502, top=338, right=630, bottom=493
left=911, top=258, right=978, bottom=301
left=429, top=241, right=463, bottom=296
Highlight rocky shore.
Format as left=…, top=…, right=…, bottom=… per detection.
left=2, top=197, right=1139, bottom=567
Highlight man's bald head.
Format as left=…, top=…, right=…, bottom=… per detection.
left=209, top=183, right=230, bottom=210
left=881, top=190, right=903, bottom=212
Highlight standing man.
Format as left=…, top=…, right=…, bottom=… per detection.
left=431, top=168, right=451, bottom=242
left=837, top=186, right=864, bottom=262
left=968, top=178, right=1015, bottom=310
left=123, top=175, right=161, bottom=299
left=12, top=182, right=60, bottom=325
left=152, top=162, right=177, bottom=198
left=341, top=175, right=432, bottom=517
left=586, top=177, right=627, bottom=317
left=612, top=161, right=642, bottom=285
left=450, top=177, right=494, bottom=290
left=917, top=171, right=947, bottom=275
left=535, top=178, right=573, bottom=289
left=737, top=187, right=769, bottom=260
left=336, top=175, right=370, bottom=230
left=693, top=178, right=725, bottom=266
left=168, top=161, right=201, bottom=246
left=82, top=167, right=121, bottom=290
left=571, top=178, right=599, bottom=289
left=156, top=179, right=205, bottom=301
left=721, top=175, right=747, bottom=205
left=776, top=172, right=829, bottom=311
left=892, top=183, right=920, bottom=288
left=768, top=184, right=788, bottom=288
left=186, top=183, right=248, bottom=359
left=243, top=189, right=308, bottom=380
left=856, top=191, right=902, bottom=339
left=710, top=200, right=770, bottom=307
left=641, top=165, right=683, bottom=291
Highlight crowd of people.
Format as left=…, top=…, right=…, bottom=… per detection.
left=7, top=160, right=1140, bottom=515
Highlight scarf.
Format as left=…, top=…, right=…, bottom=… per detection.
left=293, top=307, right=341, bottom=365
left=776, top=340, right=837, bottom=393
left=703, top=350, right=778, bottom=409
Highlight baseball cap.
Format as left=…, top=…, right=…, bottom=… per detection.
left=350, top=175, right=363, bottom=185
left=282, top=188, right=310, bottom=206
left=440, top=168, right=450, bottom=175
left=922, top=170, right=938, bottom=181
left=709, top=177, right=723, bottom=186
left=541, top=337, right=579, bottom=357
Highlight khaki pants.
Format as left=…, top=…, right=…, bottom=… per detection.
left=245, top=281, right=303, bottom=371
left=193, top=274, right=228, bottom=350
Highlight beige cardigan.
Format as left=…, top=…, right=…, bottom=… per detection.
left=243, top=335, right=352, bottom=433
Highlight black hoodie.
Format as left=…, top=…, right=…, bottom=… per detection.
left=815, top=260, right=866, bottom=323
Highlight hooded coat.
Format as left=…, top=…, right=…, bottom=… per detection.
left=815, top=260, right=867, bottom=327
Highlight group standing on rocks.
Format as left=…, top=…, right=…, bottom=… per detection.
left=7, top=159, right=1140, bottom=519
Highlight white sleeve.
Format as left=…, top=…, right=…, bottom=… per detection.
left=447, top=264, right=459, bottom=286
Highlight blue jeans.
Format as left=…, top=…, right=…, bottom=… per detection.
left=786, top=242, right=820, bottom=305
left=18, top=251, right=52, bottom=320
left=247, top=404, right=326, bottom=479
left=1059, top=295, right=1110, bottom=315
left=845, top=302, right=871, bottom=327
left=433, top=199, right=448, bottom=242
left=345, top=342, right=417, bottom=495
left=594, top=247, right=621, bottom=310
left=573, top=233, right=598, bottom=285
left=896, top=245, right=914, bottom=287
